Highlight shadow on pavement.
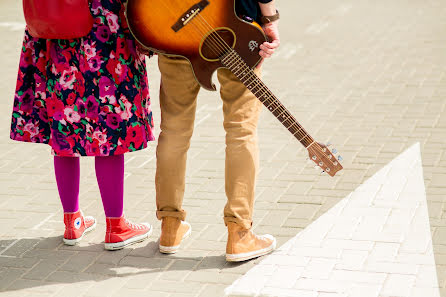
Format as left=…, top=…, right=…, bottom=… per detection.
left=0, top=235, right=247, bottom=293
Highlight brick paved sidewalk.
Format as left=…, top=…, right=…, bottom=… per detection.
left=0, top=0, right=445, bottom=296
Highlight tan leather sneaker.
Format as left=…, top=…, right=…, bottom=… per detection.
left=159, top=217, right=192, bottom=254
left=226, top=222, right=276, bottom=262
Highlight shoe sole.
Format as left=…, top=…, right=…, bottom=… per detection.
left=226, top=238, right=277, bottom=262
left=159, top=223, right=192, bottom=254
left=63, top=221, right=97, bottom=246
left=104, top=225, right=153, bottom=251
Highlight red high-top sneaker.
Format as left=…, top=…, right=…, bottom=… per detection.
left=63, top=210, right=96, bottom=245
left=104, top=216, right=152, bottom=250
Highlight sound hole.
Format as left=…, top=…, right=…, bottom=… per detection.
left=200, top=28, right=235, bottom=61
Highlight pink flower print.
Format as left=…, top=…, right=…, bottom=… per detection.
left=19, top=48, right=33, bottom=68
left=19, top=89, right=35, bottom=114
left=16, top=116, right=25, bottom=128
left=52, top=130, right=71, bottom=152
left=86, top=96, right=99, bottom=119
left=34, top=74, right=46, bottom=99
left=100, top=143, right=111, bottom=156
left=75, top=98, right=87, bottom=118
left=83, top=42, right=97, bottom=60
left=115, top=107, right=129, bottom=121
left=64, top=107, right=81, bottom=124
left=24, top=123, right=39, bottom=138
left=99, top=76, right=117, bottom=97
left=53, top=111, right=64, bottom=121
left=106, top=57, right=128, bottom=83
left=39, top=109, right=49, bottom=123
left=60, top=66, right=77, bottom=90
left=88, top=56, right=103, bottom=72
left=106, top=113, right=122, bottom=129
left=93, top=130, right=108, bottom=145
left=106, top=12, right=120, bottom=33
left=85, top=139, right=101, bottom=155
left=96, top=25, right=111, bottom=43
left=90, top=0, right=101, bottom=14
left=49, top=43, right=68, bottom=66
left=115, top=95, right=133, bottom=120
left=114, top=62, right=128, bottom=83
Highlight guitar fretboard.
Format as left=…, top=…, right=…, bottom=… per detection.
left=220, top=49, right=314, bottom=148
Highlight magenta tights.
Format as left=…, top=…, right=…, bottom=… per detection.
left=54, top=155, right=124, bottom=217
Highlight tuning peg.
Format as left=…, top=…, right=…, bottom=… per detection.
left=332, top=148, right=338, bottom=154
left=338, top=155, right=343, bottom=161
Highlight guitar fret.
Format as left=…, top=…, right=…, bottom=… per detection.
left=221, top=50, right=314, bottom=147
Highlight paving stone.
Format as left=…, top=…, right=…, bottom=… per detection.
left=119, top=256, right=172, bottom=270
left=0, top=267, right=27, bottom=290
left=148, top=280, right=203, bottom=294
left=1, top=0, right=446, bottom=296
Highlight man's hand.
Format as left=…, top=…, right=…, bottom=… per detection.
left=257, top=1, right=280, bottom=68
left=259, top=20, right=280, bottom=59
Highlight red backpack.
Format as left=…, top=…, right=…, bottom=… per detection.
left=23, top=0, right=94, bottom=39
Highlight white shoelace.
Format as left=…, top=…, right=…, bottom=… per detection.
left=125, top=218, right=143, bottom=230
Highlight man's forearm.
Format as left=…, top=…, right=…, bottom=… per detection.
left=259, top=0, right=276, bottom=17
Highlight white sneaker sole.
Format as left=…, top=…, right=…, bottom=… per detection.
left=104, top=223, right=153, bottom=251
left=63, top=221, right=97, bottom=246
left=226, top=237, right=277, bottom=262
left=159, top=222, right=192, bottom=254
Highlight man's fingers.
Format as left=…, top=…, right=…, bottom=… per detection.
left=260, top=44, right=277, bottom=55
left=261, top=40, right=280, bottom=50
left=259, top=50, right=272, bottom=58
left=260, top=48, right=274, bottom=56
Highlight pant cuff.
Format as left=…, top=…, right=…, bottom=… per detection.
left=156, top=210, right=186, bottom=221
left=224, top=217, right=252, bottom=230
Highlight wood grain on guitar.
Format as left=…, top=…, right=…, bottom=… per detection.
left=126, top=0, right=343, bottom=176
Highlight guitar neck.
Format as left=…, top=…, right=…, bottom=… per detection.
left=220, top=49, right=315, bottom=148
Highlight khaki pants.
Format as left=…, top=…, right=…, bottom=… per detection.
left=155, top=55, right=262, bottom=229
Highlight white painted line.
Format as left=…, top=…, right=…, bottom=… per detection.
left=331, top=4, right=353, bottom=16
left=124, top=171, right=132, bottom=180
left=225, top=143, right=441, bottom=297
left=137, top=155, right=156, bottom=168
left=194, top=114, right=211, bottom=128
left=0, top=22, right=25, bottom=31
left=275, top=44, right=303, bottom=60
left=32, top=213, right=55, bottom=230
left=305, top=21, right=330, bottom=35
left=0, top=239, right=20, bottom=256
left=196, top=104, right=209, bottom=114
left=125, top=155, right=136, bottom=165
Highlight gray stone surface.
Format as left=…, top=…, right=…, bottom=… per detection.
left=0, top=0, right=445, bottom=296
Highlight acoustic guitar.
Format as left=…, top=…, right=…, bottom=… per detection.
left=126, top=0, right=343, bottom=176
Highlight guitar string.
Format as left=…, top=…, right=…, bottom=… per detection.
left=191, top=14, right=314, bottom=143
left=186, top=16, right=336, bottom=165
left=153, top=1, right=293, bottom=133
left=189, top=16, right=314, bottom=145
left=152, top=2, right=313, bottom=144
left=154, top=3, right=337, bottom=167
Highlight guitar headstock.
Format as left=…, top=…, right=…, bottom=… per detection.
left=307, top=142, right=343, bottom=177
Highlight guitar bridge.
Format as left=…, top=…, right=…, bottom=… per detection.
left=171, top=0, right=210, bottom=32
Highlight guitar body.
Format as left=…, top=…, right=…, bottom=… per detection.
left=126, top=0, right=267, bottom=90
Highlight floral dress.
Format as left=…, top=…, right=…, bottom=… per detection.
left=10, top=0, right=155, bottom=157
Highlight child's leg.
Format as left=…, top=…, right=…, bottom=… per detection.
left=94, top=155, right=124, bottom=218
left=54, top=156, right=80, bottom=213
